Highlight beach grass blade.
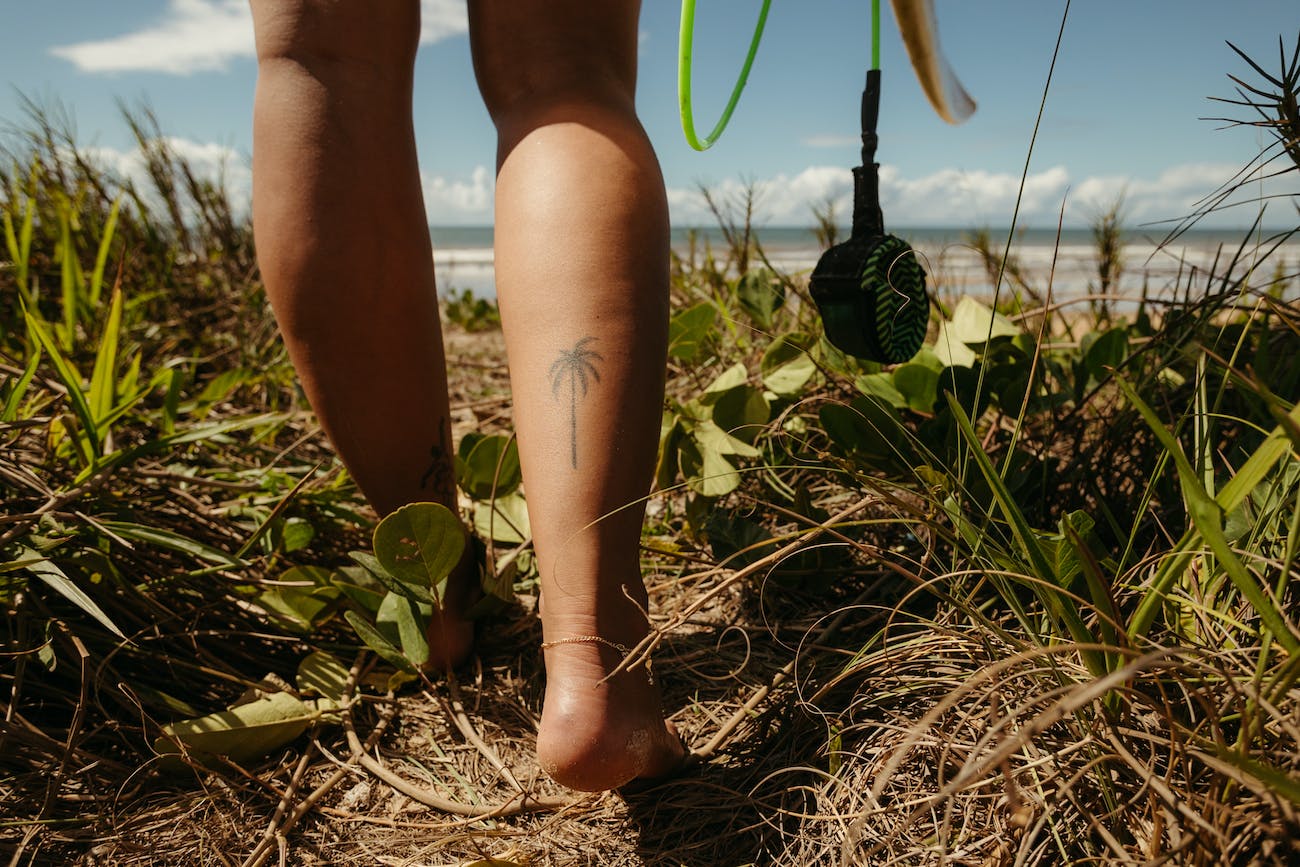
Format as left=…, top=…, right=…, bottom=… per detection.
left=88, top=198, right=120, bottom=309
left=88, top=286, right=124, bottom=429
left=16, top=547, right=128, bottom=641
left=1130, top=397, right=1300, bottom=642
left=24, top=304, right=100, bottom=464
left=3, top=194, right=33, bottom=296
left=1, top=347, right=41, bottom=422
left=98, top=520, right=244, bottom=569
left=56, top=202, right=86, bottom=351
left=946, top=392, right=1108, bottom=677
left=1117, top=377, right=1300, bottom=655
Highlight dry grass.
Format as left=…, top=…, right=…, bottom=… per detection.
left=7, top=306, right=1299, bottom=866
left=5, top=81, right=1300, bottom=864
left=30, top=565, right=1300, bottom=866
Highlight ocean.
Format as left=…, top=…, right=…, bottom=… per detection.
left=431, top=225, right=1298, bottom=303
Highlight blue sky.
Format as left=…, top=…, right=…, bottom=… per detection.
left=2, top=0, right=1297, bottom=228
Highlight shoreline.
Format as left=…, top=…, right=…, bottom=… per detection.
left=434, top=225, right=1300, bottom=302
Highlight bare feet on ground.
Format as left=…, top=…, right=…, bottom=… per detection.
left=536, top=597, right=686, bottom=792
left=425, top=529, right=684, bottom=791
left=423, top=540, right=478, bottom=672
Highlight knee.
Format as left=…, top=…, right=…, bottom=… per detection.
left=477, top=65, right=644, bottom=158
left=478, top=72, right=637, bottom=136
left=470, top=10, right=640, bottom=136
left=251, top=0, right=418, bottom=78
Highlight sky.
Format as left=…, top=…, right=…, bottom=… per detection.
left=2, top=0, right=1297, bottom=230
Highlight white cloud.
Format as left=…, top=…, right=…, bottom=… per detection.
left=1069, top=162, right=1261, bottom=225
left=51, top=0, right=468, bottom=75
left=80, top=137, right=252, bottom=216
left=80, top=136, right=496, bottom=224
left=419, top=0, right=471, bottom=45
left=81, top=136, right=496, bottom=221
left=668, top=166, right=853, bottom=226
left=421, top=165, right=494, bottom=220
left=51, top=0, right=253, bottom=74
left=878, top=164, right=1072, bottom=226
left=669, top=162, right=1297, bottom=228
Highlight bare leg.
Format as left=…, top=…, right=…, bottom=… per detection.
left=249, top=1, right=473, bottom=668
left=471, top=0, right=684, bottom=791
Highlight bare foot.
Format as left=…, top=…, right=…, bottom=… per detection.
left=536, top=600, right=685, bottom=792
left=423, top=535, right=479, bottom=672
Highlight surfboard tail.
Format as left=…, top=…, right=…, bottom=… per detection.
left=889, top=0, right=976, bottom=124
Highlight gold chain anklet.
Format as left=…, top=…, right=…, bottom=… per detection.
left=539, top=635, right=653, bottom=684
left=539, top=635, right=630, bottom=654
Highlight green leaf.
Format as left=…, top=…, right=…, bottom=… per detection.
left=704, top=512, right=774, bottom=570
left=280, top=517, right=316, bottom=553
left=693, top=418, right=760, bottom=458
left=344, top=610, right=417, bottom=674
left=1130, top=399, right=1300, bottom=642
left=948, top=296, right=1021, bottom=345
left=4, top=197, right=34, bottom=293
left=331, top=564, right=388, bottom=613
left=655, top=413, right=684, bottom=492
left=1196, top=745, right=1300, bottom=806
left=190, top=368, right=250, bottom=417
left=130, top=684, right=202, bottom=718
left=257, top=568, right=336, bottom=634
left=348, top=550, right=436, bottom=605
left=931, top=320, right=978, bottom=368
left=25, top=307, right=100, bottom=460
left=154, top=691, right=318, bottom=766
left=473, top=492, right=531, bottom=544
left=373, top=503, right=466, bottom=606
left=1, top=346, right=41, bottom=422
left=698, top=448, right=741, bottom=497
left=761, top=334, right=817, bottom=395
left=296, top=651, right=351, bottom=702
left=377, top=591, right=429, bottom=668
left=157, top=366, right=185, bottom=435
left=892, top=363, right=940, bottom=414
left=467, top=557, right=516, bottom=619
left=854, top=372, right=908, bottom=408
left=704, top=363, right=749, bottom=396
left=737, top=268, right=785, bottom=329
left=1061, top=512, right=1123, bottom=657
left=88, top=287, right=124, bottom=432
left=57, top=204, right=83, bottom=349
left=679, top=438, right=741, bottom=497
left=1083, top=328, right=1129, bottom=381
left=710, top=384, right=769, bottom=446
left=21, top=550, right=127, bottom=640
left=668, top=302, right=716, bottom=361
left=456, top=433, right=522, bottom=500
left=819, top=397, right=911, bottom=466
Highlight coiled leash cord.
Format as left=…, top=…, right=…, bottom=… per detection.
left=679, top=0, right=930, bottom=363
left=678, top=0, right=772, bottom=151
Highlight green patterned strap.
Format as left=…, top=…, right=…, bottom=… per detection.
left=865, top=236, right=928, bottom=364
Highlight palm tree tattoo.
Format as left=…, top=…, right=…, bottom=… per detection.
left=548, top=337, right=603, bottom=469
